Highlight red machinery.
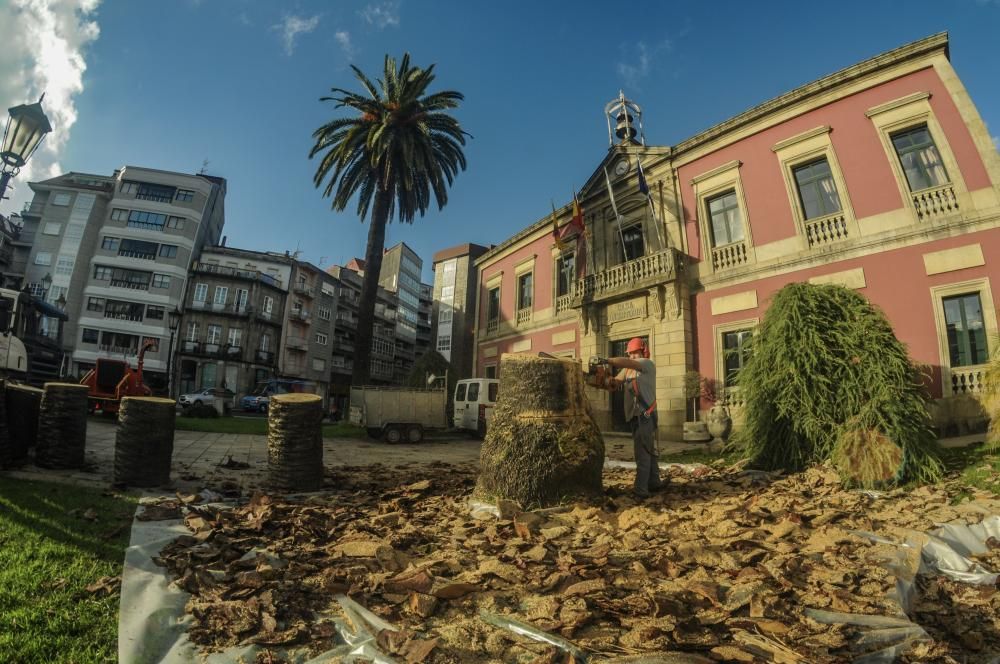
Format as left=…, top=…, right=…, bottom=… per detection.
left=80, top=338, right=157, bottom=414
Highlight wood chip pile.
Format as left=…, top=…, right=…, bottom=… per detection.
left=146, top=461, right=1000, bottom=663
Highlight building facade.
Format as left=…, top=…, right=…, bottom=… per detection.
left=19, top=166, right=226, bottom=390
left=432, top=243, right=490, bottom=380
left=378, top=243, right=424, bottom=382
left=474, top=33, right=1000, bottom=439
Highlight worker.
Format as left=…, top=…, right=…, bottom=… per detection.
left=603, top=337, right=663, bottom=499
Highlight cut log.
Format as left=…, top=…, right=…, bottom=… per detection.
left=114, top=396, right=176, bottom=486
left=6, top=384, right=42, bottom=464
left=35, top=382, right=89, bottom=469
left=267, top=393, right=324, bottom=491
left=475, top=353, right=604, bottom=507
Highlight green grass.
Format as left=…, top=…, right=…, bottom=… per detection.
left=0, top=478, right=137, bottom=663
left=936, top=443, right=1000, bottom=499
left=172, top=416, right=366, bottom=439
left=659, top=446, right=743, bottom=466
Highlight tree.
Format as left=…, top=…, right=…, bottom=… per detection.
left=310, top=54, right=468, bottom=385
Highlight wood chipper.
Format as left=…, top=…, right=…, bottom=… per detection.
left=79, top=338, right=156, bottom=414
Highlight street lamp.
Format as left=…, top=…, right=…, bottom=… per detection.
left=167, top=307, right=181, bottom=398
left=1, top=95, right=53, bottom=203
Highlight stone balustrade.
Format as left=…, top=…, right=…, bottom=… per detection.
left=805, top=213, right=849, bottom=247
left=711, top=241, right=748, bottom=271
left=912, top=183, right=958, bottom=222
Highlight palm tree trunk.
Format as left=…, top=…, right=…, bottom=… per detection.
left=351, top=188, right=392, bottom=386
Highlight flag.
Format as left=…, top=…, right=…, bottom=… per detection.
left=570, top=192, right=585, bottom=233
left=550, top=201, right=565, bottom=250
left=637, top=159, right=650, bottom=196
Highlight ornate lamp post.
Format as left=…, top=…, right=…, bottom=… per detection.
left=167, top=307, right=181, bottom=398
left=1, top=95, right=53, bottom=203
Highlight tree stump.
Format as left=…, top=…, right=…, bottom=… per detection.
left=35, top=383, right=89, bottom=469
left=268, top=393, right=324, bottom=491
left=114, top=397, right=176, bottom=487
left=6, top=383, right=42, bottom=466
left=475, top=353, right=604, bottom=507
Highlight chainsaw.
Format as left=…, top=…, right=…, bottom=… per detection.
left=585, top=356, right=615, bottom=390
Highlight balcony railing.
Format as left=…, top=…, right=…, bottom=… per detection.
left=109, top=278, right=150, bottom=291
left=135, top=192, right=173, bottom=203
left=912, top=183, right=959, bottom=222
left=21, top=201, right=44, bottom=216
left=804, top=212, right=849, bottom=248
left=486, top=318, right=499, bottom=334
left=516, top=307, right=532, bottom=325
left=290, top=309, right=310, bottom=322
left=99, top=344, right=141, bottom=355
left=950, top=365, right=985, bottom=396
left=118, top=249, right=157, bottom=260
left=223, top=345, right=243, bottom=360
left=126, top=220, right=165, bottom=231
left=286, top=336, right=308, bottom=351
left=293, top=283, right=314, bottom=298
left=204, top=342, right=221, bottom=354
left=711, top=242, right=748, bottom=271
left=557, top=249, right=679, bottom=310
left=195, top=262, right=283, bottom=288
left=104, top=310, right=144, bottom=322
left=255, top=349, right=274, bottom=363
left=337, top=316, right=357, bottom=328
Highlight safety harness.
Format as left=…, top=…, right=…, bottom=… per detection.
left=629, top=369, right=657, bottom=419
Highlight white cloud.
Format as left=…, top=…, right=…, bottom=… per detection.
left=993, top=135, right=999, bottom=150
left=274, top=14, right=320, bottom=56
left=359, top=2, right=399, bottom=29
left=0, top=0, right=101, bottom=214
left=335, top=31, right=356, bottom=59
left=616, top=37, right=675, bottom=91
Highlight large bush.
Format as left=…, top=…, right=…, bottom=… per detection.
left=729, top=282, right=942, bottom=485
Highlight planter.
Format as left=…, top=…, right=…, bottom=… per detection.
left=707, top=403, right=732, bottom=451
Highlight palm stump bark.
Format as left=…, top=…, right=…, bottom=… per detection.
left=114, top=397, right=176, bottom=487
left=35, top=382, right=89, bottom=469
left=6, top=384, right=42, bottom=466
left=267, top=393, right=324, bottom=491
left=476, top=354, right=604, bottom=507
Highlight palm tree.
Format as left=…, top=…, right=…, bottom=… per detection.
left=310, top=53, right=468, bottom=385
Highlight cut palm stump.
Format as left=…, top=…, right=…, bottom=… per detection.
left=6, top=383, right=42, bottom=467
left=268, top=393, right=324, bottom=491
left=476, top=353, right=604, bottom=507
left=114, top=396, right=176, bottom=486
left=35, top=382, right=89, bottom=469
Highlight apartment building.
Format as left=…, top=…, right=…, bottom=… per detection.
left=378, top=243, right=423, bottom=382
left=19, top=166, right=226, bottom=390
left=0, top=212, right=26, bottom=288
left=432, top=243, right=490, bottom=380
left=176, top=247, right=289, bottom=397
left=416, top=281, right=433, bottom=360
left=280, top=259, right=338, bottom=402
left=474, top=33, right=1000, bottom=439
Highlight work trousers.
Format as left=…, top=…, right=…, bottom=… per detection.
left=631, top=415, right=662, bottom=497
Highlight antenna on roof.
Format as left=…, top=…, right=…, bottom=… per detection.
left=199, top=159, right=210, bottom=174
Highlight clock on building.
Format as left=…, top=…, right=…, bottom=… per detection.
left=613, top=158, right=630, bottom=177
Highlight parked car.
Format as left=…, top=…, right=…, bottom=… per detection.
left=177, top=387, right=235, bottom=409
left=240, top=378, right=315, bottom=413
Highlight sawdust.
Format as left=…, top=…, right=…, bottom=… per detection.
left=147, top=461, right=1000, bottom=663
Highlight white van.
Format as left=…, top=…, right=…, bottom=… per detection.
left=454, top=378, right=499, bottom=437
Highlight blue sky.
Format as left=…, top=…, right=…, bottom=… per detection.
left=2, top=0, right=999, bottom=283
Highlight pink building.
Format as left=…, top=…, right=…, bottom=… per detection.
left=474, top=33, right=1000, bottom=439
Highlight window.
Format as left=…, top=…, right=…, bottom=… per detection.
left=891, top=125, right=949, bottom=192
left=262, top=296, right=273, bottom=315
left=557, top=253, right=576, bottom=296
left=315, top=332, right=328, bottom=345
left=152, top=274, right=171, bottom=289
left=142, top=337, right=160, bottom=353
left=943, top=293, right=988, bottom=367
left=213, top=286, right=228, bottom=305
left=722, top=329, right=753, bottom=386
left=101, top=237, right=120, bottom=251
left=94, top=265, right=113, bottom=280
left=487, top=286, right=500, bottom=331
left=517, top=273, right=533, bottom=311
left=120, top=238, right=158, bottom=258
left=793, top=158, right=842, bottom=220
left=159, top=244, right=178, bottom=259
left=175, top=189, right=195, bottom=202
left=207, top=324, right=222, bottom=344
left=82, top=328, right=99, bottom=344
left=146, top=305, right=165, bottom=320
left=127, top=210, right=167, bottom=229
left=87, top=297, right=105, bottom=312
left=318, top=307, right=331, bottom=321
left=485, top=365, right=497, bottom=379
left=441, top=285, right=455, bottom=300
left=439, top=304, right=453, bottom=323
left=51, top=193, right=71, bottom=206
left=130, top=181, right=175, bottom=203
left=186, top=321, right=199, bottom=341
left=34, top=252, right=52, bottom=266
left=111, top=208, right=129, bottom=221
left=468, top=382, right=480, bottom=401
left=620, top=225, right=645, bottom=262
left=55, top=257, right=74, bottom=276
left=707, top=191, right=744, bottom=247
left=42, top=222, right=61, bottom=235
left=260, top=334, right=271, bottom=351
left=166, top=216, right=186, bottom=230
left=27, top=283, right=44, bottom=298
left=234, top=289, right=248, bottom=311
left=455, top=383, right=467, bottom=401
left=228, top=328, right=242, bottom=347
left=312, top=358, right=326, bottom=372
left=437, top=335, right=451, bottom=352
left=193, top=283, right=208, bottom=301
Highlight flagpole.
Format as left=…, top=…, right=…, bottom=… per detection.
left=604, top=166, right=628, bottom=261
left=637, top=159, right=667, bottom=250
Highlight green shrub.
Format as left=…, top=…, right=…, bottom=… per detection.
left=186, top=403, right=219, bottom=419
left=728, top=282, right=942, bottom=484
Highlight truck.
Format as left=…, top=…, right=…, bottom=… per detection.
left=79, top=338, right=155, bottom=414
left=453, top=378, right=499, bottom=438
left=0, top=287, right=67, bottom=386
left=349, top=385, right=447, bottom=443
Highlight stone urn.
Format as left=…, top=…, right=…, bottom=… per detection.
left=706, top=403, right=732, bottom=452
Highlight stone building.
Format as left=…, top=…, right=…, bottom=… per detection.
left=474, top=33, right=1000, bottom=439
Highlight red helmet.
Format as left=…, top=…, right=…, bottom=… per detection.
left=626, top=337, right=646, bottom=355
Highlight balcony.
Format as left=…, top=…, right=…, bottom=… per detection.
left=223, top=345, right=243, bottom=360
left=99, top=343, right=139, bottom=355
left=804, top=213, right=849, bottom=248
left=293, top=283, right=314, bottom=298
left=711, top=242, right=748, bottom=272
left=104, top=310, right=144, bottom=323
left=337, top=316, right=357, bottom=329
left=912, top=183, right=959, bottom=222
left=286, top=336, right=308, bottom=351
left=109, top=278, right=149, bottom=291
left=0, top=245, right=12, bottom=264
left=195, top=262, right=283, bottom=288
left=334, top=337, right=355, bottom=353
left=135, top=192, right=173, bottom=203
left=950, top=365, right=985, bottom=396
left=118, top=249, right=157, bottom=261
left=180, top=340, right=200, bottom=353
left=255, top=349, right=275, bottom=363
left=203, top=342, right=221, bottom=355
left=554, top=249, right=681, bottom=314
left=126, top=220, right=165, bottom=231
left=290, top=308, right=310, bottom=323
left=486, top=318, right=499, bottom=334
left=516, top=307, right=532, bottom=325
